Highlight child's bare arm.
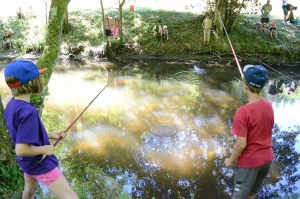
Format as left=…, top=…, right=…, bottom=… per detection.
left=15, top=143, right=54, bottom=156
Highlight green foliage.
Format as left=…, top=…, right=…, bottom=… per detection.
left=72, top=164, right=123, bottom=199
left=0, top=152, right=23, bottom=197
left=119, top=193, right=130, bottom=199
left=2, top=17, right=47, bottom=54
left=2, top=7, right=299, bottom=59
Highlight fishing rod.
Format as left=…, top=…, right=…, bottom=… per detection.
left=216, top=9, right=243, bottom=78
left=168, top=35, right=180, bottom=49
left=275, top=37, right=290, bottom=53
left=37, top=65, right=129, bottom=164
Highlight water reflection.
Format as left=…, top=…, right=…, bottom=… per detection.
left=0, top=60, right=299, bottom=198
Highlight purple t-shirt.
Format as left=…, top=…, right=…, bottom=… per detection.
left=4, top=98, right=58, bottom=175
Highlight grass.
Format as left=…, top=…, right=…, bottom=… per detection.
left=1, top=8, right=300, bottom=61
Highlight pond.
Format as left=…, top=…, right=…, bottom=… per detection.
left=0, top=59, right=299, bottom=199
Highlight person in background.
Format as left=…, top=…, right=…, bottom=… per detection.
left=162, top=25, right=168, bottom=40
left=287, top=7, right=297, bottom=24
left=282, top=0, right=287, bottom=6
left=16, top=7, right=24, bottom=19
left=26, top=6, right=34, bottom=19
left=3, top=26, right=14, bottom=40
left=268, top=79, right=284, bottom=95
left=202, top=14, right=212, bottom=45
left=104, top=13, right=112, bottom=41
left=225, top=65, right=274, bottom=199
left=285, top=81, right=298, bottom=95
left=260, top=0, right=272, bottom=33
left=152, top=19, right=163, bottom=42
left=112, top=16, right=119, bottom=40
left=269, top=22, right=277, bottom=38
left=4, top=60, right=79, bottom=199
left=283, top=3, right=297, bottom=23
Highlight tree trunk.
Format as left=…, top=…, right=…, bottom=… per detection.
left=229, top=0, right=246, bottom=32
left=63, top=5, right=69, bottom=34
left=214, top=0, right=257, bottom=34
left=0, top=95, right=14, bottom=164
left=33, top=0, right=70, bottom=115
left=100, top=0, right=113, bottom=57
left=214, top=0, right=224, bottom=34
left=118, top=0, right=126, bottom=41
left=100, top=0, right=107, bottom=44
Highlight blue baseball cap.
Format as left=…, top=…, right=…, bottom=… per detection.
left=243, top=65, right=268, bottom=88
left=4, top=59, right=47, bottom=88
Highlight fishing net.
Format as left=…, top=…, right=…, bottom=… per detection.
left=150, top=124, right=177, bottom=137
left=173, top=71, right=202, bottom=85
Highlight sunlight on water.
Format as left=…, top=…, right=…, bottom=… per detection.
left=1, top=60, right=299, bottom=198
left=274, top=100, right=300, bottom=132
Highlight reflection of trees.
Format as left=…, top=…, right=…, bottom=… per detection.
left=256, top=124, right=300, bottom=199
left=46, top=66, right=300, bottom=199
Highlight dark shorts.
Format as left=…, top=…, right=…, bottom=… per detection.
left=105, top=29, right=112, bottom=37
left=232, top=162, right=272, bottom=199
left=282, top=5, right=289, bottom=16
left=261, top=18, right=269, bottom=23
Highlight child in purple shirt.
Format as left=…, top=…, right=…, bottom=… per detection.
left=4, top=60, right=78, bottom=199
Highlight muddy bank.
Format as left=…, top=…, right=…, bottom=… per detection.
left=0, top=50, right=299, bottom=80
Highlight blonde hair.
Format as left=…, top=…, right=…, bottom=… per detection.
left=5, top=75, right=45, bottom=96
left=243, top=78, right=262, bottom=95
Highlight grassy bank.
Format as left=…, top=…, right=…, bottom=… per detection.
left=1, top=8, right=300, bottom=61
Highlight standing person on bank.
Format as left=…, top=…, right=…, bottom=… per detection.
left=4, top=60, right=78, bottom=199
left=224, top=65, right=274, bottom=199
left=112, top=16, right=119, bottom=40
left=202, top=14, right=212, bottom=46
left=269, top=22, right=277, bottom=38
left=152, top=19, right=163, bottom=43
left=3, top=26, right=14, bottom=40
left=283, top=3, right=297, bottom=23
left=104, top=13, right=112, bottom=42
left=260, top=0, right=272, bottom=33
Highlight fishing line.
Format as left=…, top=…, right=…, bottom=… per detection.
left=37, top=65, right=129, bottom=164
left=216, top=10, right=296, bottom=83
left=168, top=35, right=180, bottom=49
left=236, top=54, right=297, bottom=82
left=275, top=37, right=290, bottom=53
left=216, top=9, right=243, bottom=78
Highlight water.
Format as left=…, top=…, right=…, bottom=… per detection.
left=0, top=59, right=299, bottom=198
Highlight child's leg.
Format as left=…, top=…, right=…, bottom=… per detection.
left=23, top=175, right=39, bottom=199
left=116, top=28, right=119, bottom=38
left=47, top=175, right=78, bottom=199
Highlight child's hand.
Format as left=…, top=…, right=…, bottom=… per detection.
left=43, top=145, right=55, bottom=156
left=48, top=130, right=66, bottom=140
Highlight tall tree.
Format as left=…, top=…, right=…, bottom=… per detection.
left=114, top=0, right=136, bottom=41
left=34, top=0, right=70, bottom=114
left=201, top=0, right=259, bottom=34
left=214, top=0, right=259, bottom=32
left=63, top=0, right=72, bottom=34
left=100, top=0, right=114, bottom=57
left=100, top=0, right=106, bottom=43
left=0, top=95, right=13, bottom=163
left=115, top=0, right=126, bottom=41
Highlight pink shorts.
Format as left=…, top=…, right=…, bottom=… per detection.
left=24, top=167, right=63, bottom=186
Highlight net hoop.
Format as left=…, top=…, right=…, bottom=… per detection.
left=150, top=124, right=177, bottom=137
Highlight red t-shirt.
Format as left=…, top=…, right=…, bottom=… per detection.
left=231, top=99, right=274, bottom=168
